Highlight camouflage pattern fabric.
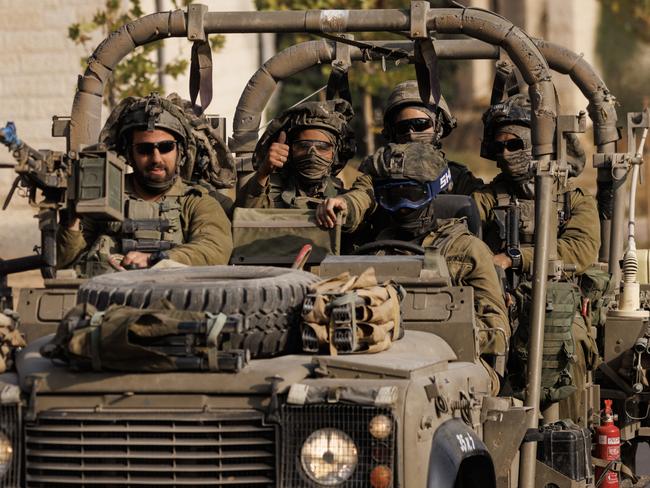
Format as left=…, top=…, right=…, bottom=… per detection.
left=252, top=98, right=356, bottom=175
left=42, top=300, right=227, bottom=372
left=301, top=268, right=404, bottom=354
left=100, top=93, right=236, bottom=189
left=0, top=312, right=26, bottom=373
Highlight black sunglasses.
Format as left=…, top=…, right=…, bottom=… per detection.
left=132, top=140, right=178, bottom=156
left=393, top=118, right=433, bottom=136
left=493, top=138, right=525, bottom=153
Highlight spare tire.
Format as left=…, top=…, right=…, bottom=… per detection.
left=77, top=266, right=319, bottom=358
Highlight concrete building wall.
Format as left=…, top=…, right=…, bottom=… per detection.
left=0, top=0, right=263, bottom=263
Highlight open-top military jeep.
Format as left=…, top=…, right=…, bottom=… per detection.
left=0, top=2, right=649, bottom=487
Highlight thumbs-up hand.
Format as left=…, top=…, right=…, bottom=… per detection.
left=258, top=131, right=289, bottom=183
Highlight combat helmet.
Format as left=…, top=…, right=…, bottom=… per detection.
left=253, top=98, right=356, bottom=174
left=382, top=80, right=457, bottom=141
left=105, top=93, right=191, bottom=160
left=361, top=142, right=451, bottom=212
left=480, top=94, right=531, bottom=161
left=481, top=94, right=586, bottom=176
left=99, top=93, right=236, bottom=189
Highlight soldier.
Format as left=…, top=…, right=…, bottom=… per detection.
left=236, top=99, right=371, bottom=218
left=316, top=80, right=482, bottom=231
left=57, top=93, right=233, bottom=275
left=473, top=94, right=599, bottom=278
left=360, top=143, right=510, bottom=376
left=473, top=94, right=599, bottom=423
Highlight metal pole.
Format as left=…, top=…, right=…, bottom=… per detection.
left=519, top=158, right=555, bottom=488
left=609, top=161, right=627, bottom=286
left=155, top=0, right=166, bottom=93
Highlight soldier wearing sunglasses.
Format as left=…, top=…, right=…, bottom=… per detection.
left=473, top=94, right=599, bottom=422
left=236, top=99, right=372, bottom=224
left=316, top=80, right=482, bottom=231
left=472, top=94, right=599, bottom=275
left=57, top=93, right=233, bottom=275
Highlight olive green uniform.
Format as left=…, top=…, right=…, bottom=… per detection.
left=472, top=176, right=600, bottom=274
left=339, top=160, right=483, bottom=235
left=473, top=176, right=599, bottom=424
left=57, top=175, right=233, bottom=270
left=375, top=219, right=510, bottom=356
left=238, top=172, right=376, bottom=234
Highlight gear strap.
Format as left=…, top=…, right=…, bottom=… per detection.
left=189, top=40, right=213, bottom=115
left=414, top=38, right=441, bottom=107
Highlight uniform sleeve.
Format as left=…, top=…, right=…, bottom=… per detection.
left=340, top=173, right=376, bottom=233
left=557, top=189, right=600, bottom=273
left=56, top=217, right=99, bottom=269
left=471, top=190, right=496, bottom=233
left=448, top=161, right=485, bottom=195
left=168, top=195, right=233, bottom=266
left=445, top=234, right=510, bottom=355
left=520, top=189, right=600, bottom=275
left=235, top=172, right=273, bottom=209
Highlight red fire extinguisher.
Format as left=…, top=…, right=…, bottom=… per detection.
left=595, top=399, right=620, bottom=488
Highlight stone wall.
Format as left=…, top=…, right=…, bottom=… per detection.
left=0, top=0, right=263, bottom=262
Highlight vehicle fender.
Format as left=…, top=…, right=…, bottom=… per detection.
left=427, top=418, right=496, bottom=488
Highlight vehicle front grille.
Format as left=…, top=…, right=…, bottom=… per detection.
left=280, top=404, right=396, bottom=487
left=0, top=403, right=22, bottom=488
left=25, top=410, right=276, bottom=487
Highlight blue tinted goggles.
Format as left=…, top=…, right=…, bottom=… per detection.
left=374, top=168, right=451, bottom=212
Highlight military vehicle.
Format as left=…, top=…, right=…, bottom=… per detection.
left=0, top=2, right=648, bottom=487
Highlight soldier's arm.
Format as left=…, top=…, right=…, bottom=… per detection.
left=234, top=172, right=273, bottom=209
left=520, top=189, right=600, bottom=274
left=448, top=160, right=484, bottom=195
left=446, top=234, right=510, bottom=355
left=340, top=173, right=376, bottom=232
left=56, top=216, right=98, bottom=269
left=471, top=189, right=497, bottom=241
left=168, top=195, right=233, bottom=265
left=471, top=189, right=495, bottom=223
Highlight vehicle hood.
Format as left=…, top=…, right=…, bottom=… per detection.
left=16, top=331, right=455, bottom=395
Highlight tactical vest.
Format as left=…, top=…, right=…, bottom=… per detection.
left=80, top=180, right=200, bottom=277
left=274, top=174, right=342, bottom=209
left=489, top=180, right=571, bottom=249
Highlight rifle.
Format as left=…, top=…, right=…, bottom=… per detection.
left=0, top=121, right=125, bottom=281
left=495, top=198, right=523, bottom=294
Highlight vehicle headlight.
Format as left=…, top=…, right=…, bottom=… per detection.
left=300, top=428, right=358, bottom=485
left=0, top=432, right=13, bottom=476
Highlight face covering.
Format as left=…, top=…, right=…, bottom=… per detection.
left=395, top=131, right=438, bottom=145
left=496, top=148, right=533, bottom=183
left=292, top=149, right=336, bottom=195
left=391, top=199, right=437, bottom=239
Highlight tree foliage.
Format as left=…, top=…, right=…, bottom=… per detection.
left=68, top=0, right=225, bottom=109
left=255, top=0, right=458, bottom=153
left=599, top=0, right=650, bottom=43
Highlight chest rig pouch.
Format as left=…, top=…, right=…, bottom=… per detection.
left=510, top=281, right=580, bottom=405
left=492, top=188, right=571, bottom=249
left=81, top=195, right=185, bottom=277
left=120, top=199, right=185, bottom=253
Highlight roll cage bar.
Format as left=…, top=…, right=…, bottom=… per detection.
left=66, top=3, right=623, bottom=486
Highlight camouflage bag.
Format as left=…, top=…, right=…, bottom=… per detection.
left=42, top=300, right=247, bottom=372
left=510, top=281, right=580, bottom=403
left=231, top=208, right=343, bottom=265
left=301, top=268, right=405, bottom=354
left=0, top=311, right=26, bottom=373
